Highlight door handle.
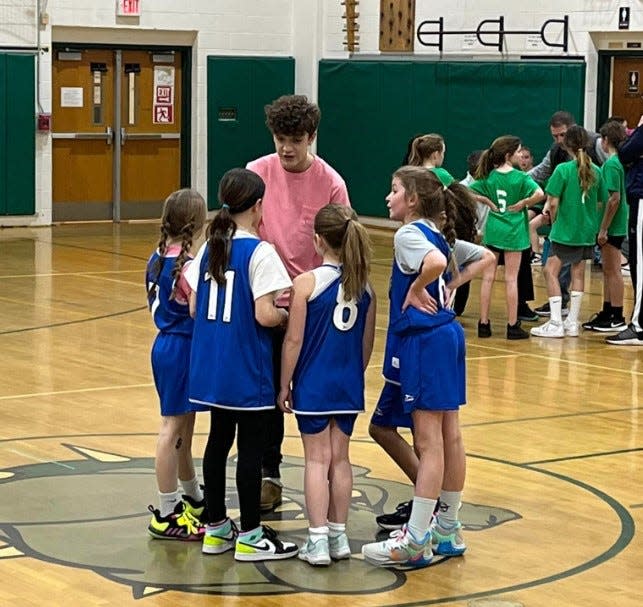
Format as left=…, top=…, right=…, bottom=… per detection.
left=120, top=128, right=180, bottom=142
left=52, top=128, right=114, bottom=144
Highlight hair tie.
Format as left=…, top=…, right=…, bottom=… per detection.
left=221, top=203, right=230, bottom=210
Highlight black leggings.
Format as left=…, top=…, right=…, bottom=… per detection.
left=203, top=408, right=269, bottom=532
left=261, top=326, right=286, bottom=478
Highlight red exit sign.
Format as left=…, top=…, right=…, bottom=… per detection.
left=117, top=0, right=140, bottom=16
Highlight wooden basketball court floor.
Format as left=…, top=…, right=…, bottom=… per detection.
left=0, top=221, right=641, bottom=606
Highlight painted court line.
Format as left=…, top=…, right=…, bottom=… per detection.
left=0, top=383, right=153, bottom=401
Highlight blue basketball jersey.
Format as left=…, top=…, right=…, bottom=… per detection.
left=382, top=221, right=455, bottom=383
left=145, top=251, right=193, bottom=335
left=189, top=236, right=276, bottom=411
left=292, top=265, right=372, bottom=416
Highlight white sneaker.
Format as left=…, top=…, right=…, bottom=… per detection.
left=329, top=532, right=351, bottom=559
left=531, top=320, right=565, bottom=338
left=298, top=534, right=331, bottom=566
left=563, top=318, right=580, bottom=337
left=361, top=525, right=431, bottom=568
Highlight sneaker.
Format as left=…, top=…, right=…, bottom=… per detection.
left=507, top=320, right=529, bottom=340
left=621, top=263, right=630, bottom=276
left=530, top=320, right=565, bottom=338
left=590, top=316, right=627, bottom=333
left=534, top=302, right=569, bottom=318
left=606, top=324, right=643, bottom=346
left=260, top=479, right=282, bottom=512
left=477, top=321, right=492, bottom=338
left=530, top=253, right=542, bottom=265
left=202, top=517, right=238, bottom=554
left=182, top=493, right=207, bottom=524
left=517, top=304, right=539, bottom=322
left=147, top=503, right=205, bottom=541
left=234, top=525, right=298, bottom=561
left=563, top=318, right=580, bottom=337
left=361, top=525, right=431, bottom=568
left=582, top=311, right=608, bottom=331
left=329, top=532, right=351, bottom=560
left=376, top=500, right=413, bottom=531
left=431, top=520, right=467, bottom=556
left=298, top=535, right=331, bottom=566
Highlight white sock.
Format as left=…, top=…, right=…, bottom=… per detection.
left=309, top=525, right=329, bottom=539
left=180, top=476, right=203, bottom=501
left=438, top=490, right=462, bottom=527
left=328, top=522, right=346, bottom=538
left=407, top=496, right=436, bottom=541
left=159, top=490, right=179, bottom=517
left=569, top=290, right=583, bottom=324
left=549, top=295, right=563, bottom=324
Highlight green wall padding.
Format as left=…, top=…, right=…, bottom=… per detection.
left=0, top=53, right=35, bottom=215
left=318, top=60, right=586, bottom=217
left=207, top=56, right=295, bottom=210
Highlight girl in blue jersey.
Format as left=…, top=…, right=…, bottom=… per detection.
left=362, top=166, right=467, bottom=568
left=145, top=188, right=207, bottom=541
left=278, top=204, right=376, bottom=566
left=185, top=168, right=298, bottom=562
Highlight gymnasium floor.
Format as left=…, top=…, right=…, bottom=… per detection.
left=0, top=222, right=641, bottom=606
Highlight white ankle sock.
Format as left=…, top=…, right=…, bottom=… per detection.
left=328, top=522, right=345, bottom=538
left=569, top=290, right=583, bottom=324
left=159, top=490, right=179, bottom=517
left=408, top=496, right=436, bottom=541
left=549, top=296, right=563, bottom=324
left=180, top=476, right=203, bottom=501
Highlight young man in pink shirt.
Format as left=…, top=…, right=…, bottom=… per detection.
left=246, top=94, right=350, bottom=511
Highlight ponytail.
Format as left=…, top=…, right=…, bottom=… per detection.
left=576, top=148, right=595, bottom=195
left=206, top=210, right=236, bottom=285
left=339, top=219, right=371, bottom=301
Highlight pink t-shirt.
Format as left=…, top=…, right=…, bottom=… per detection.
left=246, top=154, right=350, bottom=285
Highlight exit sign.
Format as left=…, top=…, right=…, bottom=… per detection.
left=117, top=0, right=140, bottom=16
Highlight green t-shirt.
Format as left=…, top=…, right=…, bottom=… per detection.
left=601, top=154, right=628, bottom=236
left=546, top=160, right=607, bottom=246
left=470, top=168, right=539, bottom=250
left=430, top=167, right=455, bottom=186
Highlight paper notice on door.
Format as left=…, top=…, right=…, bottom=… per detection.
left=61, top=87, right=84, bottom=108
left=153, top=66, right=174, bottom=124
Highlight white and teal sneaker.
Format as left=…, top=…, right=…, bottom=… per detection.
left=329, top=532, right=351, bottom=560
left=298, top=535, right=331, bottom=566
left=234, top=525, right=298, bottom=562
left=202, top=517, right=238, bottom=555
left=431, top=519, right=466, bottom=556
left=361, top=525, right=431, bottom=568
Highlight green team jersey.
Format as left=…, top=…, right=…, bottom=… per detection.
left=601, top=154, right=628, bottom=236
left=546, top=160, right=607, bottom=246
left=470, top=168, right=539, bottom=250
left=430, top=167, right=455, bottom=186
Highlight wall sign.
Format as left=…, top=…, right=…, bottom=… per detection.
left=153, top=66, right=174, bottom=124
left=618, top=7, right=630, bottom=30
left=628, top=71, right=639, bottom=93
left=117, top=0, right=140, bottom=17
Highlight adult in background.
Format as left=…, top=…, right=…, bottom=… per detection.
left=607, top=114, right=643, bottom=345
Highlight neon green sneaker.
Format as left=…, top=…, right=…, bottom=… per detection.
left=147, top=503, right=204, bottom=541
left=202, top=517, right=238, bottom=555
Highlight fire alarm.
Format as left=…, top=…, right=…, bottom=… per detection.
left=37, top=113, right=51, bottom=132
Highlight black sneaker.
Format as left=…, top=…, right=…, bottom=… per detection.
left=507, top=320, right=529, bottom=340
left=376, top=500, right=413, bottom=531
left=534, top=302, right=569, bottom=318
left=517, top=304, right=539, bottom=322
left=582, top=311, right=608, bottom=331
left=605, top=324, right=643, bottom=345
left=591, top=316, right=627, bottom=333
left=478, top=321, right=492, bottom=338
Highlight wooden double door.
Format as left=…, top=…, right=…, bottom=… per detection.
left=52, top=48, right=185, bottom=221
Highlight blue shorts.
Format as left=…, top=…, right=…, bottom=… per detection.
left=296, top=413, right=357, bottom=436
left=151, top=333, right=207, bottom=416
left=399, top=322, right=466, bottom=413
left=370, top=381, right=413, bottom=429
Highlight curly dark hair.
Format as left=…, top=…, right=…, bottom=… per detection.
left=264, top=95, right=320, bottom=136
